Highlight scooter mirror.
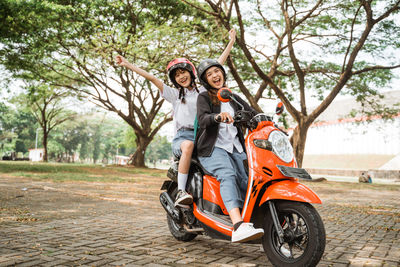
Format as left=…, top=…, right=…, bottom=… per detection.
left=276, top=102, right=284, bottom=115
left=217, top=87, right=232, bottom=103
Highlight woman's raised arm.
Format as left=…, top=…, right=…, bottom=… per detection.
left=217, top=28, right=236, bottom=65
left=115, top=55, right=164, bottom=93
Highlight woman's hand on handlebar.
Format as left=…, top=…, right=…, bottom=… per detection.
left=215, top=112, right=234, bottom=124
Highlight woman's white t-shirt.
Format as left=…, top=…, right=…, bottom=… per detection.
left=215, top=102, right=243, bottom=153
left=162, top=84, right=206, bottom=135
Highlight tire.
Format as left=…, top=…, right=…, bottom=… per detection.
left=262, top=201, right=326, bottom=267
left=166, top=187, right=197, bottom=242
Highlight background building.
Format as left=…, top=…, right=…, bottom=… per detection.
left=301, top=90, right=400, bottom=180
left=29, top=148, right=44, bottom=162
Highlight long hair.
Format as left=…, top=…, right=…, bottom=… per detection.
left=207, top=89, right=220, bottom=106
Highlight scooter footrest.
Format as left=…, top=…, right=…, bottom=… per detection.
left=203, top=210, right=232, bottom=226
left=183, top=226, right=204, bottom=232
left=277, top=165, right=312, bottom=180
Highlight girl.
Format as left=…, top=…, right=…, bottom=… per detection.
left=115, top=29, right=236, bottom=207
left=196, top=58, right=264, bottom=243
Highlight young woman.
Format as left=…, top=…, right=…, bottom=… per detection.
left=196, top=59, right=264, bottom=243
left=115, top=29, right=236, bottom=207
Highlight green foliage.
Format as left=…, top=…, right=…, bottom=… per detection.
left=0, top=102, right=12, bottom=138
left=0, top=0, right=225, bottom=89
left=0, top=102, right=142, bottom=163
left=0, top=0, right=228, bottom=166
left=3, top=0, right=397, bottom=166
left=278, top=112, right=290, bottom=130
left=181, top=0, right=400, bottom=166
left=47, top=113, right=139, bottom=163
left=145, top=135, right=171, bottom=163
left=341, top=65, right=400, bottom=119
left=0, top=99, right=37, bottom=155
left=15, top=139, right=26, bottom=153
left=218, top=0, right=400, bottom=108
left=47, top=139, right=64, bottom=159
left=53, top=120, right=87, bottom=157
left=123, top=129, right=137, bottom=153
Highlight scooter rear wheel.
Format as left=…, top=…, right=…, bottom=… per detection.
left=262, top=200, right=325, bottom=267
left=166, top=187, right=197, bottom=242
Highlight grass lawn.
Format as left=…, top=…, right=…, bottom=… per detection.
left=1, top=160, right=399, bottom=192
left=0, top=161, right=166, bottom=183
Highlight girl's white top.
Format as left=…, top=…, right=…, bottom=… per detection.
left=162, top=84, right=206, bottom=135
left=215, top=102, right=243, bottom=153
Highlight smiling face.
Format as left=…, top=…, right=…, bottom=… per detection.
left=205, top=66, right=225, bottom=89
left=174, top=68, right=192, bottom=88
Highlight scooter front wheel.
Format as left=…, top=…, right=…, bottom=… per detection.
left=262, top=200, right=326, bottom=267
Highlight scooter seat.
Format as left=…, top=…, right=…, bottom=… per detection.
left=191, top=158, right=213, bottom=176
left=172, top=155, right=213, bottom=176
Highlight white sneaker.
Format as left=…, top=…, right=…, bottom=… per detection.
left=174, top=190, right=193, bottom=207
left=231, top=222, right=264, bottom=243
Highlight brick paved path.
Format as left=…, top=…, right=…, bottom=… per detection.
left=0, top=176, right=399, bottom=267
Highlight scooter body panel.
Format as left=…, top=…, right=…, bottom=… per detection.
left=240, top=127, right=299, bottom=222
left=192, top=203, right=233, bottom=237
left=259, top=180, right=322, bottom=205
left=202, top=175, right=228, bottom=215
left=246, top=127, right=297, bottom=182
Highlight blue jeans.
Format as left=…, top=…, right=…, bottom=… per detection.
left=171, top=128, right=195, bottom=157
left=199, top=147, right=248, bottom=212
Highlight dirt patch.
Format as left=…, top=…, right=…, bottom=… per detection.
left=1, top=175, right=399, bottom=225
left=1, top=173, right=400, bottom=267
left=0, top=174, right=165, bottom=225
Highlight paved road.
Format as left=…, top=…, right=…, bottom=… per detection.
left=0, top=176, right=399, bottom=267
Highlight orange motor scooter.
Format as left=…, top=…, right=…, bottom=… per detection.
left=160, top=88, right=326, bottom=267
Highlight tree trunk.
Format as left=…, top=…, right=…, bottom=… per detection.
left=42, top=131, right=48, bottom=162
left=290, top=123, right=310, bottom=168
left=129, top=135, right=151, bottom=167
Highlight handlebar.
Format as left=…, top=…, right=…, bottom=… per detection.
left=217, top=111, right=284, bottom=133
left=215, top=115, right=230, bottom=123
left=235, top=112, right=274, bottom=131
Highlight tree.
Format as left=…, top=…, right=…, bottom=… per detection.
left=0, top=0, right=225, bottom=167
left=0, top=100, right=37, bottom=156
left=23, top=84, right=75, bottom=161
left=48, top=112, right=121, bottom=163
left=53, top=119, right=86, bottom=162
left=0, top=102, right=16, bottom=155
left=183, top=0, right=400, bottom=166
left=121, top=127, right=137, bottom=156
left=146, top=135, right=172, bottom=165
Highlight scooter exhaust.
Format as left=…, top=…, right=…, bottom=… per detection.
left=159, top=192, right=181, bottom=223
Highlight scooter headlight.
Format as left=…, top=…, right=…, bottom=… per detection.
left=268, top=130, right=294, bottom=163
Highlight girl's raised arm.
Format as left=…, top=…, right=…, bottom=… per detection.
left=115, top=55, right=164, bottom=93
left=217, top=28, right=236, bottom=65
